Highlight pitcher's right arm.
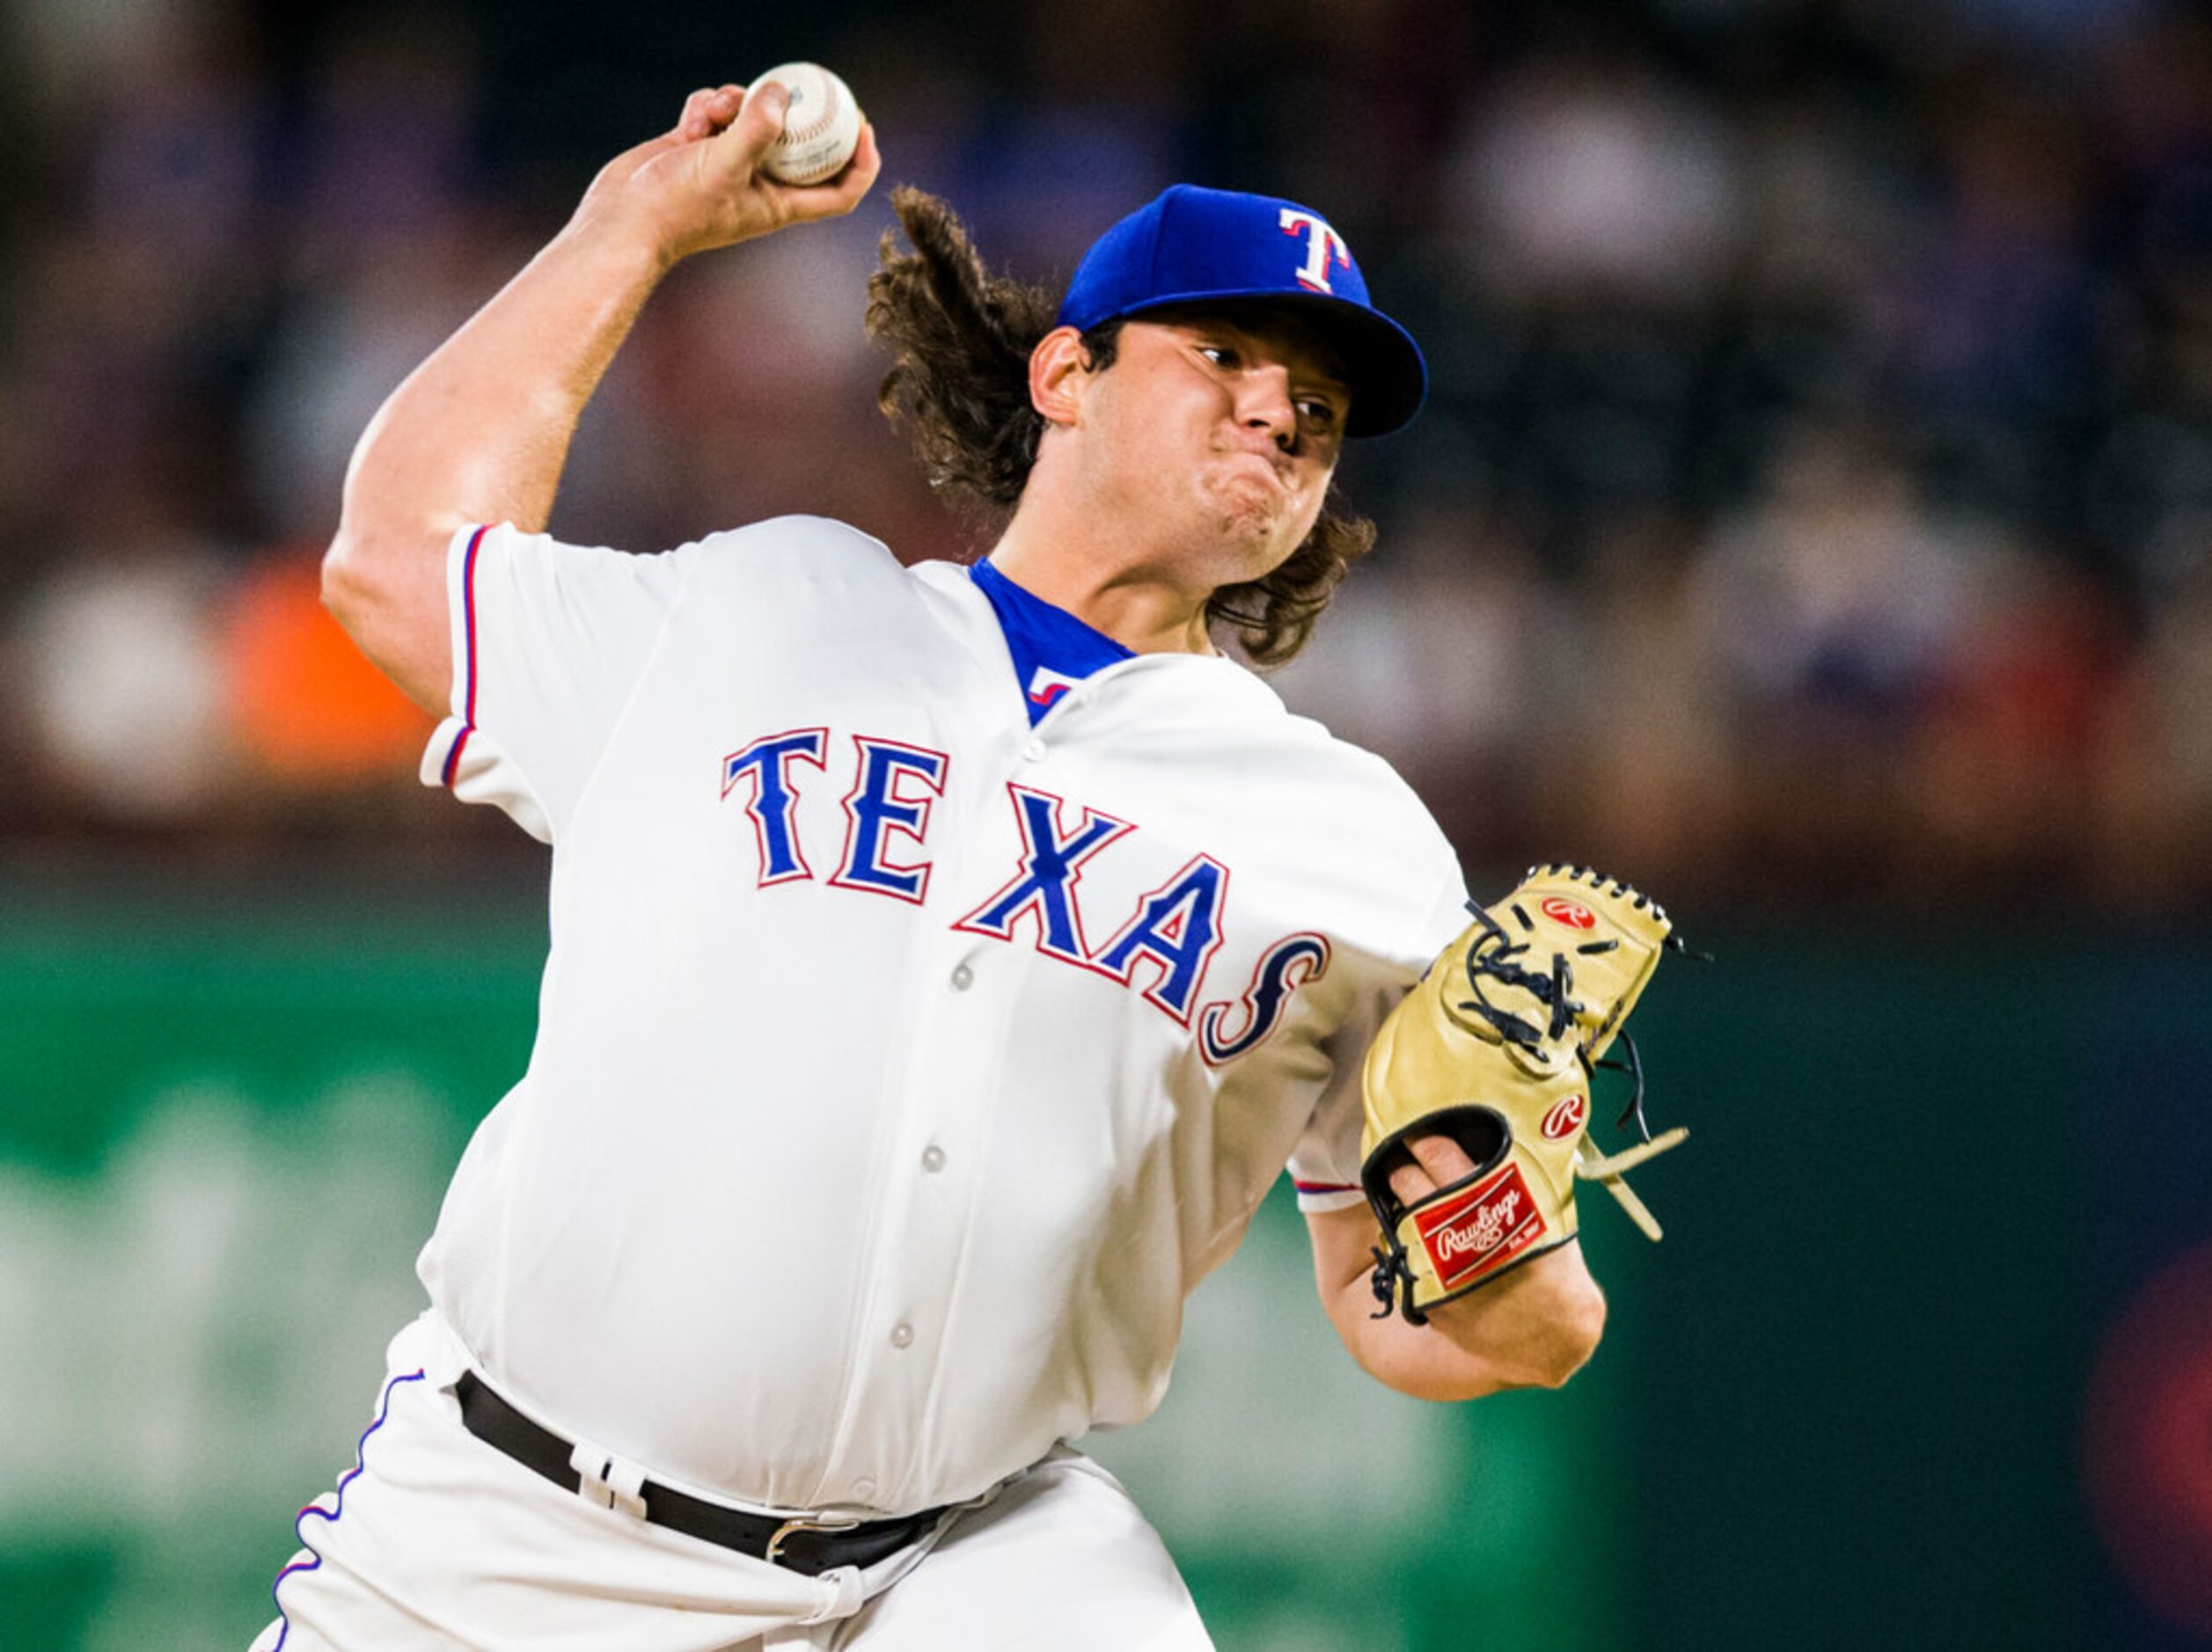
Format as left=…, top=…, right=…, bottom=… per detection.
left=321, top=79, right=880, bottom=712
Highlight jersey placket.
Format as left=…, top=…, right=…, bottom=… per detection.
left=807, top=726, right=1032, bottom=1513
left=809, top=651, right=1214, bottom=1509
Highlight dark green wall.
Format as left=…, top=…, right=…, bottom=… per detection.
left=0, top=885, right=2175, bottom=1649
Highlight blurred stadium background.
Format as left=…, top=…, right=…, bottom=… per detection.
left=3, top=0, right=2208, bottom=1647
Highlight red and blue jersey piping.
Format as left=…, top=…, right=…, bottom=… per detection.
left=436, top=524, right=489, bottom=786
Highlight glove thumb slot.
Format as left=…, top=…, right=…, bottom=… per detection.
left=1359, top=1105, right=1511, bottom=1229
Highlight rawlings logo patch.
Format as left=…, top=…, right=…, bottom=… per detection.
left=1415, top=1163, right=1547, bottom=1290
left=1541, top=895, right=1596, bottom=930
left=1542, top=1094, right=1587, bottom=1141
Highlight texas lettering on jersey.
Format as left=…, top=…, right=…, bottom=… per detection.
left=721, top=728, right=1323, bottom=1063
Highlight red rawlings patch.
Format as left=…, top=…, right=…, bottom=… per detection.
left=1542, top=1093, right=1588, bottom=1141
left=1414, top=1162, right=1549, bottom=1291
left=1540, top=895, right=1596, bottom=930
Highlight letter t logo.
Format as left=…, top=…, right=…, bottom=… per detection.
left=1278, top=208, right=1351, bottom=294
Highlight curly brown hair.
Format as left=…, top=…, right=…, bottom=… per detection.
left=863, top=186, right=1376, bottom=667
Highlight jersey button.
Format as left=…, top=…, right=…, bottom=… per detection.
left=950, top=963, right=973, bottom=990
left=921, top=1145, right=947, bottom=1173
left=890, top=1321, right=914, bottom=1349
left=852, top=1477, right=877, bottom=1502
left=1022, top=740, right=1045, bottom=762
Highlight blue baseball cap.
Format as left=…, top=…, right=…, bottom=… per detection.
left=1055, top=184, right=1427, bottom=437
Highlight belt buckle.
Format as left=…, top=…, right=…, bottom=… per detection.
left=765, top=1513, right=862, bottom=1567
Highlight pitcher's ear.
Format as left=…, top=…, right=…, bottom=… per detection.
left=1029, top=325, right=1094, bottom=427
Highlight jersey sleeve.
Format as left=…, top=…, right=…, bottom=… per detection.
left=1287, top=854, right=1472, bottom=1215
left=418, top=521, right=691, bottom=842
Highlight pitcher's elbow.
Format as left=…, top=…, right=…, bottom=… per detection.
left=321, top=523, right=395, bottom=639
left=320, top=530, right=359, bottom=618
left=1537, top=1282, right=1608, bottom=1388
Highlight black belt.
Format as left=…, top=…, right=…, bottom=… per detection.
left=453, top=1371, right=946, bottom=1575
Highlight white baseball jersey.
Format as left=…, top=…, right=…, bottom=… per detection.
left=415, top=515, right=1468, bottom=1520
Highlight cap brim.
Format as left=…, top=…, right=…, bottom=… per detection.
left=1116, top=289, right=1428, bottom=438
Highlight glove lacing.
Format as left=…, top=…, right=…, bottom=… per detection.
left=1457, top=900, right=1585, bottom=1038
left=1366, top=878, right=1703, bottom=1323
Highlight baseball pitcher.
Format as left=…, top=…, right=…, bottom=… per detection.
left=256, top=73, right=1686, bottom=1651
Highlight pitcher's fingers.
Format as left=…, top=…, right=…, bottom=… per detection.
left=1387, top=1161, right=1430, bottom=1206
left=1387, top=1130, right=1480, bottom=1207
left=678, top=84, right=749, bottom=142
left=677, top=86, right=720, bottom=140
left=721, top=77, right=792, bottom=159
left=1411, top=1131, right=1479, bottom=1186
left=704, top=84, right=745, bottom=133
left=773, top=121, right=882, bottom=217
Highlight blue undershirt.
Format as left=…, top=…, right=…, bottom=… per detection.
left=969, top=559, right=1134, bottom=726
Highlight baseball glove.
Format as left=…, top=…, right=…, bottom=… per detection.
left=1360, top=864, right=1691, bottom=1324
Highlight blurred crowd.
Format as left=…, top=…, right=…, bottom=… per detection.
left=2, top=0, right=2208, bottom=914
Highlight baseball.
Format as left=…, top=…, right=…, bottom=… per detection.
left=754, top=62, right=861, bottom=186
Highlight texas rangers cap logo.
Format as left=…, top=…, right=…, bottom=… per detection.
left=1278, top=208, right=1351, bottom=295
left=1051, top=183, right=1428, bottom=436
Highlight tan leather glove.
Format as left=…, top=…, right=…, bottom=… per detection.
left=1360, top=865, right=1690, bottom=1324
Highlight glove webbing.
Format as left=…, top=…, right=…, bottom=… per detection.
left=1461, top=894, right=1701, bottom=1144
left=1453, top=900, right=1586, bottom=1053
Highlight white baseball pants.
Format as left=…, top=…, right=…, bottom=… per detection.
left=251, top=1312, right=1212, bottom=1651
